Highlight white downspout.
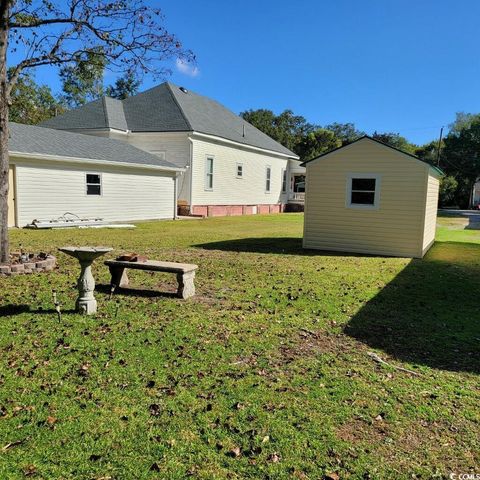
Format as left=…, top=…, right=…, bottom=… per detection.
left=173, top=173, right=178, bottom=219
left=188, top=135, right=194, bottom=214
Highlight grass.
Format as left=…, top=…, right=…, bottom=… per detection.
left=0, top=213, right=479, bottom=479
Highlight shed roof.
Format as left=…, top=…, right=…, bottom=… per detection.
left=39, top=82, right=298, bottom=158
left=9, top=122, right=179, bottom=170
left=301, top=136, right=444, bottom=176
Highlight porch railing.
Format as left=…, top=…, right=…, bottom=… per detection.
left=288, top=192, right=305, bottom=202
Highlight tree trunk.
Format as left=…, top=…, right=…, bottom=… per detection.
left=0, top=0, right=10, bottom=263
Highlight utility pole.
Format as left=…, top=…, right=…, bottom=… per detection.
left=436, top=126, right=444, bottom=167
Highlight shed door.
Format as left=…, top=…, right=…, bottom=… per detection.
left=8, top=166, right=15, bottom=227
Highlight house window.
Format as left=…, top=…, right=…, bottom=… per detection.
left=347, top=174, right=380, bottom=208
left=265, top=166, right=271, bottom=193
left=205, top=156, right=214, bottom=190
left=236, top=163, right=243, bottom=178
left=281, top=169, right=287, bottom=193
left=86, top=174, right=101, bottom=195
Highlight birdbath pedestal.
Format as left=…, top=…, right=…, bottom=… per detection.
left=59, top=246, right=113, bottom=315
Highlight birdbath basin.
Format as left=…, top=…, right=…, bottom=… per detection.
left=59, top=246, right=113, bottom=315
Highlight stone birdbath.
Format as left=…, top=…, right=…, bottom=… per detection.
left=59, top=246, right=113, bottom=315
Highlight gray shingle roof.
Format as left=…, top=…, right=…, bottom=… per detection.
left=39, top=82, right=297, bottom=157
left=9, top=122, right=179, bottom=170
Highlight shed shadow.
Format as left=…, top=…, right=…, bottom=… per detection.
left=344, top=241, right=480, bottom=373
left=195, top=237, right=372, bottom=257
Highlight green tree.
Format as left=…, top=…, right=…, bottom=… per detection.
left=415, top=140, right=441, bottom=165
left=448, top=112, right=480, bottom=135
left=296, top=128, right=341, bottom=161
left=9, top=71, right=64, bottom=124
left=442, top=119, right=480, bottom=208
left=371, top=131, right=417, bottom=154
left=324, top=122, right=365, bottom=145
left=0, top=0, right=194, bottom=262
left=60, top=49, right=106, bottom=108
left=106, top=73, right=141, bottom=100
left=438, top=176, right=458, bottom=207
left=240, top=108, right=316, bottom=154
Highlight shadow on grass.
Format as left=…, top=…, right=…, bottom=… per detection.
left=0, top=304, right=77, bottom=316
left=96, top=284, right=178, bottom=299
left=345, top=241, right=480, bottom=373
left=195, top=237, right=369, bottom=257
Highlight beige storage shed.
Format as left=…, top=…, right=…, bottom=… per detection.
left=302, top=136, right=442, bottom=258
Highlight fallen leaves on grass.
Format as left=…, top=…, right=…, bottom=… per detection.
left=149, top=404, right=161, bottom=416
left=2, top=437, right=28, bottom=452
left=227, top=446, right=241, bottom=458
left=268, top=452, right=280, bottom=463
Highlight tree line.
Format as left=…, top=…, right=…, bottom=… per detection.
left=240, top=109, right=480, bottom=209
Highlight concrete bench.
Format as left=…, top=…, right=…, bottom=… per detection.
left=104, top=260, right=198, bottom=299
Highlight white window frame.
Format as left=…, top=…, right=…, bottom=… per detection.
left=236, top=162, right=243, bottom=179
left=85, top=173, right=102, bottom=196
left=281, top=169, right=287, bottom=193
left=346, top=173, right=381, bottom=210
left=205, top=155, right=214, bottom=191
left=265, top=165, right=272, bottom=193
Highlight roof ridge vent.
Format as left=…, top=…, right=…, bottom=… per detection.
left=179, top=86, right=188, bottom=93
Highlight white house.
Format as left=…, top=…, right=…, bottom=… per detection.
left=472, top=180, right=480, bottom=207
left=302, top=137, right=442, bottom=258
left=41, top=82, right=304, bottom=216
left=7, top=123, right=182, bottom=227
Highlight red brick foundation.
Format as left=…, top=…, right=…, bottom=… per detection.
left=190, top=204, right=285, bottom=218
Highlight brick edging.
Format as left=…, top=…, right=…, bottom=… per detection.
left=0, top=255, right=57, bottom=276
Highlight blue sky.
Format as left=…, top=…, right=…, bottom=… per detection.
left=14, top=0, right=480, bottom=145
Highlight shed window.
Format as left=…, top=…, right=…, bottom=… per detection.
left=205, top=156, right=214, bottom=190
left=86, top=174, right=101, bottom=195
left=347, top=174, right=380, bottom=209
left=236, top=163, right=243, bottom=178
left=265, top=166, right=271, bottom=193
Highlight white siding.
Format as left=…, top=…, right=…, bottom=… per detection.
left=8, top=166, right=16, bottom=227
left=190, top=138, right=289, bottom=206
left=125, top=132, right=191, bottom=204
left=303, top=139, right=432, bottom=258
left=73, top=130, right=192, bottom=203
left=14, top=159, right=175, bottom=226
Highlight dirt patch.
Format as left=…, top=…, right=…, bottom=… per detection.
left=336, top=418, right=388, bottom=444
left=275, top=329, right=362, bottom=366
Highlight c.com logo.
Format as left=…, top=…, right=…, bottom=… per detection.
left=450, top=474, right=480, bottom=480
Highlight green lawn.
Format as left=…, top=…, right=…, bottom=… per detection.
left=0, top=213, right=478, bottom=479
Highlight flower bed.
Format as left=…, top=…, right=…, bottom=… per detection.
left=0, top=252, right=56, bottom=275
